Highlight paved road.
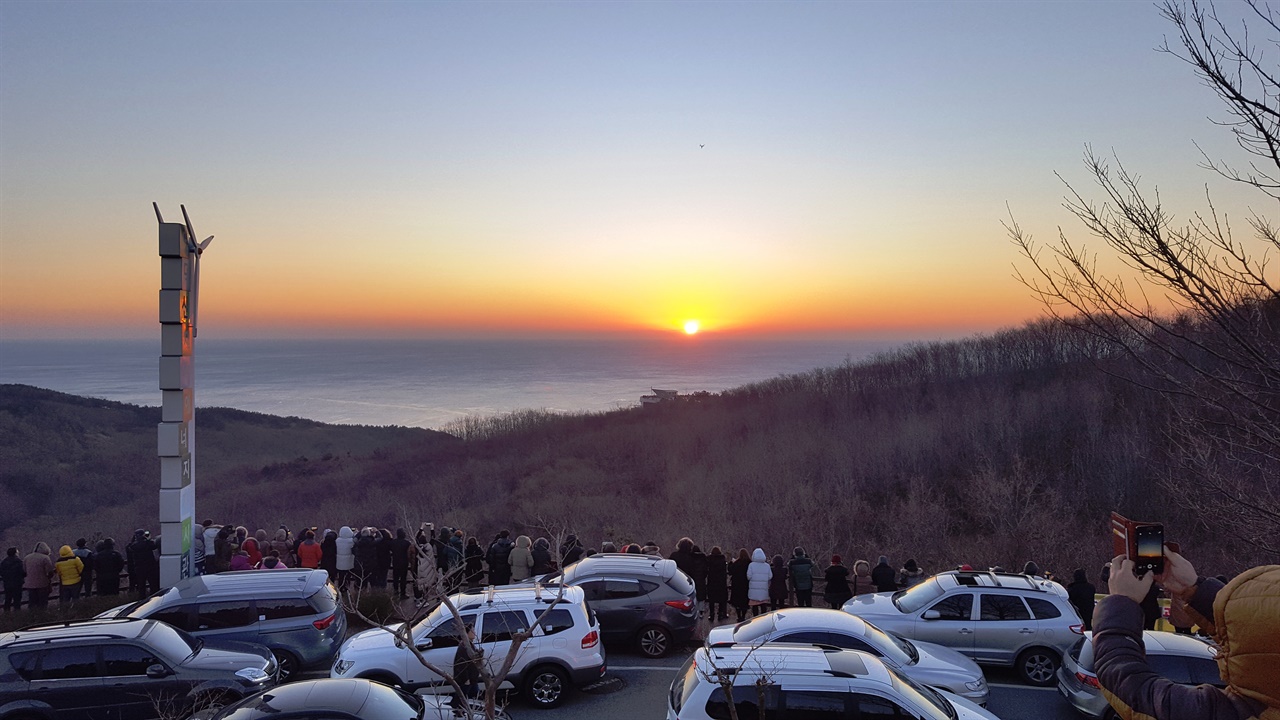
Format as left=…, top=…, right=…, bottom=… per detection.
left=500, top=651, right=1083, bottom=720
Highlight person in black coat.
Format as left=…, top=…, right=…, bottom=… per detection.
left=372, top=529, right=392, bottom=590
left=690, top=545, right=708, bottom=613
left=464, top=537, right=485, bottom=587
left=560, top=535, right=584, bottom=567
left=451, top=624, right=482, bottom=709
left=390, top=529, right=413, bottom=598
left=824, top=555, right=853, bottom=608
left=94, top=538, right=125, bottom=596
left=705, top=546, right=729, bottom=621
left=125, top=530, right=157, bottom=597
left=871, top=555, right=897, bottom=593
left=531, top=538, right=553, bottom=576
left=1066, top=567, right=1097, bottom=631
left=320, top=530, right=338, bottom=582
left=728, top=548, right=751, bottom=623
left=353, top=529, right=378, bottom=589
left=486, top=531, right=514, bottom=586
left=1, top=548, right=25, bottom=610
left=769, top=555, right=789, bottom=611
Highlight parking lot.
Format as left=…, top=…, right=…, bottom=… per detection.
left=301, top=644, right=1083, bottom=719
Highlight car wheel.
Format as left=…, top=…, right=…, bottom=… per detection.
left=637, top=625, right=673, bottom=658
left=1016, top=647, right=1059, bottom=686
left=271, top=648, right=300, bottom=682
left=523, top=664, right=569, bottom=709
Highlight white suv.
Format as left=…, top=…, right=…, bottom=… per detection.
left=668, top=644, right=998, bottom=720
left=331, top=585, right=605, bottom=709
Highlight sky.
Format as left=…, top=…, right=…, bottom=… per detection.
left=0, top=0, right=1264, bottom=341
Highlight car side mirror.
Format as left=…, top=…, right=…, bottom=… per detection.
left=415, top=639, right=433, bottom=651
left=146, top=664, right=171, bottom=679
left=922, top=610, right=941, bottom=620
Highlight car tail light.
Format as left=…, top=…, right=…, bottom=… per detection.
left=313, top=613, right=337, bottom=630
left=1069, top=623, right=1085, bottom=635
left=1076, top=671, right=1099, bottom=689
left=666, top=598, right=695, bottom=613
left=581, top=630, right=599, bottom=649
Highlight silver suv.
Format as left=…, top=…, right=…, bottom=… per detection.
left=331, top=584, right=605, bottom=709
left=842, top=570, right=1083, bottom=686
left=100, top=569, right=344, bottom=681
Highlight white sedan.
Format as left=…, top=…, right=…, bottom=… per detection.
left=706, top=607, right=989, bottom=706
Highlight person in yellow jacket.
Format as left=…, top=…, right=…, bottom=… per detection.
left=54, top=545, right=84, bottom=605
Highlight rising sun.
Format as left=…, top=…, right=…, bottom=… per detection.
left=683, top=320, right=700, bottom=335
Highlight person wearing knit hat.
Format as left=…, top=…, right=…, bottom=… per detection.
left=823, top=555, right=852, bottom=608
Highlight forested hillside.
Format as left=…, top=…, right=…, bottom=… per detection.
left=0, top=317, right=1261, bottom=577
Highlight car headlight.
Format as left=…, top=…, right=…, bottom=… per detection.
left=334, top=659, right=356, bottom=675
left=235, top=667, right=270, bottom=684
left=964, top=679, right=986, bottom=692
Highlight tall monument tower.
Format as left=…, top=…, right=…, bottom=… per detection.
left=156, top=204, right=212, bottom=587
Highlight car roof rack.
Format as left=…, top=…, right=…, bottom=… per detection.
left=19, top=617, right=143, bottom=633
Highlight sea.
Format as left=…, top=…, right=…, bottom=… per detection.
left=0, top=336, right=901, bottom=430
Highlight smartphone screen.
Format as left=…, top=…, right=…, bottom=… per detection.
left=1135, top=524, right=1164, bottom=572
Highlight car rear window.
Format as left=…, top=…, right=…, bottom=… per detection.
left=705, top=683, right=781, bottom=720
left=7, top=651, right=38, bottom=680
left=260, top=597, right=317, bottom=621
left=535, top=609, right=575, bottom=636
left=1188, top=657, right=1223, bottom=686
left=39, top=646, right=98, bottom=680
left=668, top=570, right=695, bottom=596
left=196, top=601, right=256, bottom=631
left=979, top=594, right=1031, bottom=621
left=1025, top=597, right=1062, bottom=619
left=309, top=585, right=338, bottom=614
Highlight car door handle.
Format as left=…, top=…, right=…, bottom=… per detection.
left=1019, top=628, right=1035, bottom=634
left=958, top=628, right=973, bottom=634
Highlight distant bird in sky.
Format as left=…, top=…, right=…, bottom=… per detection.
left=699, top=143, right=705, bottom=148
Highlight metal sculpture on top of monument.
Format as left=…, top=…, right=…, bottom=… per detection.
left=155, top=203, right=213, bottom=587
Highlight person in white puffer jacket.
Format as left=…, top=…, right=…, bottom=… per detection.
left=335, top=526, right=355, bottom=591
left=746, top=548, right=773, bottom=618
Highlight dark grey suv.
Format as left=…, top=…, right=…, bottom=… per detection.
left=0, top=617, right=276, bottom=720
left=538, top=553, right=697, bottom=658
left=100, top=569, right=344, bottom=680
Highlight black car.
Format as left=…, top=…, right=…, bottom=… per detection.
left=538, top=553, right=697, bottom=658
left=0, top=617, right=276, bottom=720
left=195, top=678, right=511, bottom=720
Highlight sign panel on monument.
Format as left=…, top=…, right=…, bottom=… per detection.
left=156, top=205, right=212, bottom=587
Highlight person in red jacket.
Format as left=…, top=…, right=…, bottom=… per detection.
left=296, top=530, right=323, bottom=569
left=1095, top=547, right=1278, bottom=720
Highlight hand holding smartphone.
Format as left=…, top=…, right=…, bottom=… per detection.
left=1110, top=512, right=1165, bottom=575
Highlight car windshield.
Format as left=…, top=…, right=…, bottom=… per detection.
left=889, top=665, right=956, bottom=720
left=892, top=578, right=945, bottom=614
left=145, top=623, right=202, bottom=663
left=861, top=622, right=914, bottom=665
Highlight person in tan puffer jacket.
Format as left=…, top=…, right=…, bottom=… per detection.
left=1095, top=547, right=1279, bottom=720
left=508, top=536, right=534, bottom=582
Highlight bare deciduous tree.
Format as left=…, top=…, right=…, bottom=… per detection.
left=342, top=552, right=567, bottom=720
left=1009, top=1, right=1280, bottom=559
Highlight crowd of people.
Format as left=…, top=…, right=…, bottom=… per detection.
left=0, top=521, right=1152, bottom=630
